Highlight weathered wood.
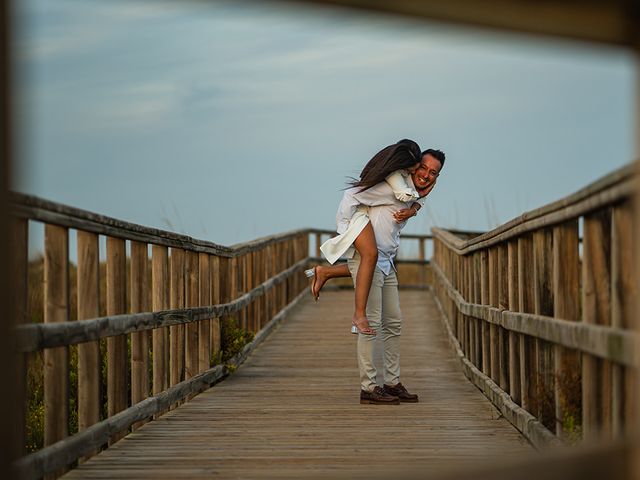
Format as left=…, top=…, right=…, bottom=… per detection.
left=498, top=243, right=509, bottom=392
left=106, top=236, right=128, bottom=443
left=76, top=231, right=101, bottom=458
left=44, top=225, right=69, bottom=448
left=210, top=256, right=221, bottom=361
left=507, top=240, right=521, bottom=405
left=169, top=248, right=185, bottom=386
left=533, top=229, right=555, bottom=432
left=480, top=250, right=490, bottom=376
left=11, top=218, right=28, bottom=457
left=184, top=251, right=199, bottom=380
left=582, top=208, right=613, bottom=441
left=151, top=245, right=169, bottom=395
left=315, top=232, right=321, bottom=258
left=611, top=201, right=635, bottom=435
left=488, top=247, right=499, bottom=382
left=552, top=219, right=581, bottom=440
left=15, top=288, right=311, bottom=480
left=54, top=291, right=531, bottom=480
left=198, top=253, right=211, bottom=373
left=430, top=165, right=633, bottom=255
left=518, top=235, right=536, bottom=414
left=11, top=192, right=316, bottom=258
left=130, top=241, right=149, bottom=428
left=431, top=262, right=639, bottom=367
left=16, top=258, right=310, bottom=352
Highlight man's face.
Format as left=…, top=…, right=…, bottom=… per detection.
left=412, top=154, right=442, bottom=192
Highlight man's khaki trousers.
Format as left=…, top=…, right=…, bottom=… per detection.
left=347, top=254, right=402, bottom=392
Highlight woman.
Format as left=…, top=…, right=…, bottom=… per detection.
left=305, top=139, right=429, bottom=334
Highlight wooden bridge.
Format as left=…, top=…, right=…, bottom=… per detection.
left=7, top=164, right=639, bottom=479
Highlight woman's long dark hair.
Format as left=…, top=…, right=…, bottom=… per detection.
left=350, top=139, right=421, bottom=191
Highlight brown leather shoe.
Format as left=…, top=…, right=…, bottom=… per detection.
left=360, top=386, right=400, bottom=405
left=383, top=382, right=419, bottom=402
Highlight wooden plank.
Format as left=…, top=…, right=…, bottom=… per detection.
left=130, top=241, right=149, bottom=427
left=11, top=218, right=28, bottom=457
left=106, top=236, right=128, bottom=443
left=480, top=250, right=490, bottom=376
left=582, top=208, right=612, bottom=441
left=152, top=245, right=169, bottom=395
left=518, top=235, right=536, bottom=414
left=198, top=253, right=211, bottom=373
left=77, top=231, right=101, bottom=459
left=170, top=248, right=185, bottom=386
left=533, top=229, right=555, bottom=432
left=63, top=291, right=533, bottom=480
left=552, top=219, right=581, bottom=441
left=611, top=201, right=635, bottom=435
left=507, top=240, right=521, bottom=405
left=185, top=251, right=199, bottom=380
left=44, top=225, right=69, bottom=448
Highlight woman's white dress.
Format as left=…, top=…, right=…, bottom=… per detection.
left=319, top=170, right=423, bottom=264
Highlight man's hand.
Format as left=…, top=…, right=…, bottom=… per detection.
left=393, top=205, right=419, bottom=223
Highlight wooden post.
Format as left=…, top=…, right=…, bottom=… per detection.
left=185, top=250, right=199, bottom=379
left=488, top=247, right=499, bottom=382
left=11, top=218, right=28, bottom=457
left=480, top=249, right=490, bottom=376
left=473, top=252, right=482, bottom=369
left=106, top=237, right=127, bottom=430
left=533, top=228, right=555, bottom=431
left=198, top=253, right=211, bottom=373
left=419, top=237, right=426, bottom=286
left=497, top=243, right=509, bottom=392
left=170, top=248, right=185, bottom=386
left=611, top=200, right=636, bottom=436
left=507, top=240, right=521, bottom=405
left=130, top=241, right=149, bottom=425
left=582, top=208, right=613, bottom=441
left=44, top=225, right=70, bottom=448
left=210, top=256, right=221, bottom=362
left=239, top=253, right=247, bottom=330
left=552, top=219, right=581, bottom=440
left=77, top=231, right=101, bottom=455
left=230, top=256, right=239, bottom=327
left=246, top=251, right=254, bottom=332
left=152, top=245, right=169, bottom=395
left=518, top=234, right=536, bottom=414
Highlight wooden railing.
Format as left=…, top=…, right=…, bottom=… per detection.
left=9, top=193, right=433, bottom=479
left=430, top=164, right=639, bottom=448
left=10, top=193, right=311, bottom=479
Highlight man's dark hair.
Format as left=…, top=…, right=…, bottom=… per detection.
left=422, top=149, right=446, bottom=169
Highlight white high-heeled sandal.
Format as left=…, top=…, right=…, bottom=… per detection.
left=304, top=267, right=319, bottom=301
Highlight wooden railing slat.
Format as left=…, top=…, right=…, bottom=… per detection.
left=151, top=245, right=169, bottom=395
left=76, top=231, right=100, bottom=458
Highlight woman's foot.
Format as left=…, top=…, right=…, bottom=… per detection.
left=351, top=315, right=376, bottom=335
left=304, top=266, right=329, bottom=301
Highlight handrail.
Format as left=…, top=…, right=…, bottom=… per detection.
left=10, top=192, right=311, bottom=257
left=432, top=163, right=635, bottom=254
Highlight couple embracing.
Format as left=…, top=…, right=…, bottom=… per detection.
left=306, top=139, right=445, bottom=405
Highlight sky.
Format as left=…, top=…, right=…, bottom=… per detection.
left=12, top=0, right=637, bottom=254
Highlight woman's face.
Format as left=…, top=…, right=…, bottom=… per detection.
left=406, top=162, right=421, bottom=174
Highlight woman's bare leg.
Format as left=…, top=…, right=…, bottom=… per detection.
left=352, top=222, right=377, bottom=332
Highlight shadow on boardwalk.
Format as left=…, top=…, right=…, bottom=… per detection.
left=65, top=290, right=532, bottom=479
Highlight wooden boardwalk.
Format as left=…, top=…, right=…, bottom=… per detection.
left=65, top=290, right=533, bottom=479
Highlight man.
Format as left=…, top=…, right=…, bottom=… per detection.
left=347, top=149, right=446, bottom=404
